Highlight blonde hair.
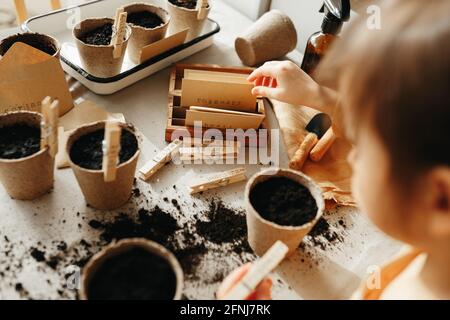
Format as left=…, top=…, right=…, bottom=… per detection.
left=317, top=0, right=450, bottom=180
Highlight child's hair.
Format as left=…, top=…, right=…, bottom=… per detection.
left=317, top=0, right=450, bottom=184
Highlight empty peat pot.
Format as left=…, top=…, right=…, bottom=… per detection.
left=0, top=32, right=60, bottom=58
left=80, top=238, right=184, bottom=300
left=122, top=2, right=170, bottom=63
left=66, top=121, right=140, bottom=210
left=245, top=168, right=324, bottom=256
left=235, top=10, right=297, bottom=66
left=0, top=111, right=54, bottom=200
left=73, top=17, right=131, bottom=78
left=166, top=0, right=211, bottom=41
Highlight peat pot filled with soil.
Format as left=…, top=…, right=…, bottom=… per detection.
left=0, top=32, right=60, bottom=58
left=166, top=0, right=211, bottom=41
left=0, top=111, right=55, bottom=200
left=122, top=2, right=170, bottom=63
left=66, top=121, right=140, bottom=210
left=80, top=238, right=184, bottom=300
left=73, top=17, right=131, bottom=78
left=245, top=168, right=324, bottom=256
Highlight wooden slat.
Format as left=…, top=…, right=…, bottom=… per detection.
left=50, top=0, right=61, bottom=10
left=13, top=0, right=28, bottom=24
left=14, top=0, right=63, bottom=24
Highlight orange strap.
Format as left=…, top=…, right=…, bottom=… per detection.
left=362, top=248, right=423, bottom=300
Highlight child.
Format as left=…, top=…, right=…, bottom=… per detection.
left=218, top=0, right=450, bottom=299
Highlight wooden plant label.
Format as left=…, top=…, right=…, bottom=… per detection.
left=221, top=241, right=289, bottom=300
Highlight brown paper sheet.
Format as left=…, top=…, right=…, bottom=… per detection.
left=271, top=99, right=356, bottom=207
left=0, top=42, right=73, bottom=115
left=55, top=99, right=125, bottom=169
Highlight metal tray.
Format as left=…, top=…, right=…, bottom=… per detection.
left=23, top=0, right=220, bottom=95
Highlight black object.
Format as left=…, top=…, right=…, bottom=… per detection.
left=301, top=0, right=351, bottom=75
left=305, top=113, right=332, bottom=139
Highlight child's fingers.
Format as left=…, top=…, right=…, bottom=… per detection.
left=216, top=264, right=252, bottom=299
left=247, top=65, right=278, bottom=82
left=269, top=78, right=278, bottom=88
left=254, top=77, right=264, bottom=87
left=262, top=77, right=271, bottom=87
left=247, top=278, right=273, bottom=300
left=252, top=77, right=277, bottom=87
left=252, top=86, right=280, bottom=99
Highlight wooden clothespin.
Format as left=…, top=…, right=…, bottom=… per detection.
left=180, top=139, right=241, bottom=161
left=111, top=8, right=127, bottom=59
left=50, top=0, right=62, bottom=10
left=13, top=0, right=28, bottom=24
left=138, top=139, right=182, bottom=181
left=113, top=7, right=124, bottom=32
left=182, top=137, right=214, bottom=147
left=189, top=167, right=247, bottom=194
left=180, top=144, right=239, bottom=161
left=180, top=153, right=238, bottom=163
left=40, top=96, right=59, bottom=158
left=220, top=241, right=289, bottom=300
left=196, top=0, right=209, bottom=20
left=102, top=121, right=121, bottom=182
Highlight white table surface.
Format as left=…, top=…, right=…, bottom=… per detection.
left=0, top=0, right=401, bottom=300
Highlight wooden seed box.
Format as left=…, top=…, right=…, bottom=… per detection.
left=166, top=64, right=270, bottom=147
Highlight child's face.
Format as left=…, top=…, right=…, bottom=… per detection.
left=349, top=125, right=424, bottom=245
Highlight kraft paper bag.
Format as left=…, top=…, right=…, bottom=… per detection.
left=271, top=99, right=356, bottom=207
left=0, top=42, right=73, bottom=116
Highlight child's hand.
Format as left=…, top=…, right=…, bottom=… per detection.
left=216, top=263, right=273, bottom=300
left=248, top=61, right=320, bottom=108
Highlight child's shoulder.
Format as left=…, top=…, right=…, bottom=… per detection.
left=352, top=247, right=434, bottom=300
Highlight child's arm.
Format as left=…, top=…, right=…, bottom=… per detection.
left=248, top=61, right=343, bottom=135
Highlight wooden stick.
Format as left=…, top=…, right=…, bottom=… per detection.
left=40, top=97, right=59, bottom=158
left=112, top=10, right=127, bottom=59
left=138, top=139, right=182, bottom=181
left=220, top=241, right=289, bottom=300
left=50, top=0, right=62, bottom=10
left=196, top=0, right=209, bottom=20
left=309, top=128, right=336, bottom=162
left=102, top=121, right=121, bottom=182
left=13, top=0, right=28, bottom=24
left=189, top=168, right=246, bottom=194
left=289, top=132, right=318, bottom=171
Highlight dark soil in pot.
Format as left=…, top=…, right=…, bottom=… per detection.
left=87, top=247, right=177, bottom=300
left=0, top=124, right=40, bottom=159
left=78, top=23, right=114, bottom=46
left=0, top=35, right=57, bottom=56
left=69, top=128, right=138, bottom=170
left=169, top=0, right=198, bottom=10
left=127, top=11, right=164, bottom=29
left=249, top=176, right=318, bottom=227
